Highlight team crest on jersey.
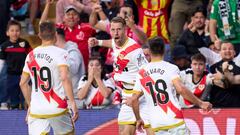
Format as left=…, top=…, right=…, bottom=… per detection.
left=228, top=64, right=233, bottom=71
left=76, top=31, right=84, bottom=40
left=137, top=54, right=146, bottom=67
left=19, top=42, right=25, bottom=48
left=198, top=84, right=205, bottom=91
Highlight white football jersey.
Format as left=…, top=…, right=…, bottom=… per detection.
left=23, top=45, right=69, bottom=117
left=112, top=37, right=148, bottom=99
left=178, top=68, right=212, bottom=108
left=133, top=60, right=185, bottom=130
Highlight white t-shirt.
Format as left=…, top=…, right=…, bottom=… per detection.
left=133, top=60, right=184, bottom=129
left=23, top=45, right=69, bottom=116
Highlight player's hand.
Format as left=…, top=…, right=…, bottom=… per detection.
left=71, top=103, right=79, bottom=122
left=136, top=119, right=144, bottom=133
left=124, top=96, right=133, bottom=107
left=93, top=67, right=101, bottom=80
left=88, top=67, right=94, bottom=82
left=88, top=37, right=99, bottom=48
left=199, top=101, right=212, bottom=112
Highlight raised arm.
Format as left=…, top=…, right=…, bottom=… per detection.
left=40, top=0, right=55, bottom=24
left=88, top=37, right=112, bottom=48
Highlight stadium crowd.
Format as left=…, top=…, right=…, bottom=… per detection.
left=0, top=0, right=240, bottom=134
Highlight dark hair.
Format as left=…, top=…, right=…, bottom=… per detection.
left=111, top=16, right=126, bottom=27
left=148, top=36, right=165, bottom=55
left=192, top=6, right=207, bottom=17
left=191, top=53, right=206, bottom=63
left=56, top=28, right=65, bottom=38
left=39, top=21, right=56, bottom=41
left=87, top=55, right=106, bottom=80
left=6, top=20, right=21, bottom=31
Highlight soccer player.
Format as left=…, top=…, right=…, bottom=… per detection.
left=131, top=36, right=212, bottom=134
left=88, top=16, right=153, bottom=135
left=19, top=21, right=78, bottom=135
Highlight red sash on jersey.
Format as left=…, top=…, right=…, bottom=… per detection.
left=114, top=43, right=141, bottom=74
left=90, top=90, right=104, bottom=106
left=138, top=69, right=183, bottom=119
left=27, top=51, right=67, bottom=108
left=184, top=75, right=207, bottom=106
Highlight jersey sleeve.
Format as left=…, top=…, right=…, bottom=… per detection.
left=170, top=65, right=181, bottom=82
left=77, top=75, right=87, bottom=90
left=133, top=73, right=143, bottom=93
left=210, top=1, right=218, bottom=20
left=22, top=54, right=30, bottom=74
left=104, top=77, right=115, bottom=91
left=56, top=50, right=69, bottom=67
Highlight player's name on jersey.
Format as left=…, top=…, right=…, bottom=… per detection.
left=34, top=53, right=53, bottom=63
left=143, top=68, right=165, bottom=77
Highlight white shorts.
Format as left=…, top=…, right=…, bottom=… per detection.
left=155, top=124, right=190, bottom=135
left=118, top=103, right=150, bottom=127
left=28, top=113, right=74, bottom=135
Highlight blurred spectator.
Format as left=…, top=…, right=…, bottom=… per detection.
left=0, top=0, right=13, bottom=110
left=171, top=45, right=190, bottom=70
left=209, top=42, right=240, bottom=108
left=55, top=4, right=96, bottom=69
left=0, top=0, right=13, bottom=44
left=55, top=28, right=85, bottom=109
left=77, top=56, right=115, bottom=109
left=131, top=0, right=171, bottom=43
left=0, top=20, right=31, bottom=110
left=169, top=0, right=203, bottom=48
left=56, top=0, right=93, bottom=24
left=178, top=53, right=224, bottom=108
left=101, top=0, right=121, bottom=21
left=209, top=0, right=240, bottom=53
left=177, top=6, right=212, bottom=57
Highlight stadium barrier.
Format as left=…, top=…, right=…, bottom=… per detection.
left=0, top=108, right=239, bottom=135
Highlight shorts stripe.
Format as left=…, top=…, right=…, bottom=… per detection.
left=153, top=121, right=185, bottom=132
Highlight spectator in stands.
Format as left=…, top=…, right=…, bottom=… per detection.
left=56, top=0, right=93, bottom=24
left=177, top=6, right=212, bottom=57
left=178, top=53, right=224, bottom=108
left=55, top=28, right=86, bottom=109
left=0, top=0, right=13, bottom=110
left=169, top=0, right=203, bottom=48
left=171, top=45, right=190, bottom=70
left=209, top=0, right=240, bottom=53
left=0, top=20, right=31, bottom=110
left=209, top=42, right=240, bottom=108
left=55, top=4, right=96, bottom=69
left=77, top=56, right=115, bottom=109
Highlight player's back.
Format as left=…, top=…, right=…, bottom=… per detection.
left=25, top=45, right=69, bottom=117
left=137, top=60, right=184, bottom=129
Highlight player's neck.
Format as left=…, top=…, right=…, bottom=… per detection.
left=55, top=39, right=66, bottom=49
left=41, top=40, right=55, bottom=46
left=193, top=73, right=202, bottom=83
left=151, top=55, right=163, bottom=62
